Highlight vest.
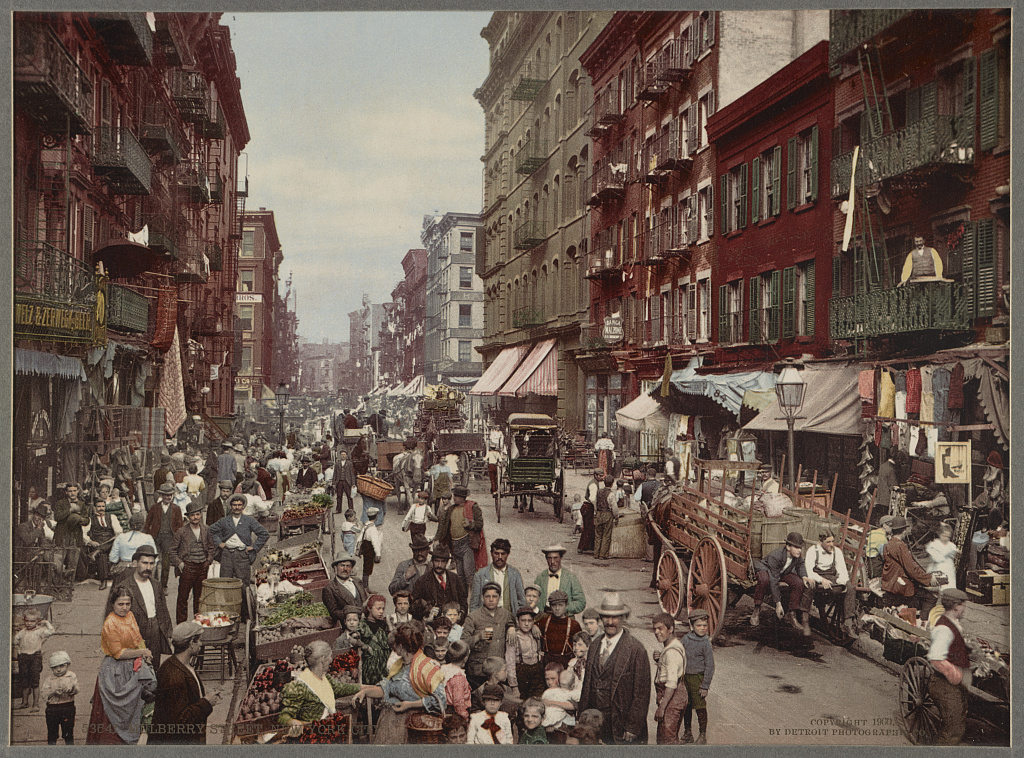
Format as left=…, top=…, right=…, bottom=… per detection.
left=90, top=514, right=115, bottom=545
left=596, top=488, right=614, bottom=513
left=159, top=505, right=174, bottom=535
left=591, top=648, right=616, bottom=710
left=934, top=615, right=970, bottom=669
left=910, top=249, right=937, bottom=278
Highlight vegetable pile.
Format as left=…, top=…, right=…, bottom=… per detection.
left=311, top=493, right=334, bottom=509
left=297, top=711, right=350, bottom=744
left=237, top=660, right=293, bottom=722
left=282, top=503, right=327, bottom=522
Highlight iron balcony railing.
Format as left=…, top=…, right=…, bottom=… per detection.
left=107, top=283, right=150, bottom=333
left=170, top=69, right=209, bottom=124
left=513, top=220, right=545, bottom=250
left=92, top=127, right=152, bottom=195
left=88, top=13, right=153, bottom=67
left=829, top=280, right=969, bottom=340
left=205, top=103, right=226, bottom=139
left=14, top=22, right=94, bottom=136
left=580, top=324, right=610, bottom=350
left=830, top=113, right=975, bottom=197
left=639, top=58, right=670, bottom=101
left=511, top=58, right=546, bottom=102
left=15, top=240, right=95, bottom=303
left=141, top=101, right=187, bottom=163
left=154, top=14, right=184, bottom=66
left=177, top=158, right=210, bottom=203
left=644, top=127, right=690, bottom=178
left=586, top=228, right=620, bottom=280
left=658, top=37, right=691, bottom=81
left=642, top=220, right=670, bottom=262
left=594, top=86, right=624, bottom=126
left=515, top=137, right=548, bottom=175
left=512, top=306, right=544, bottom=329
left=828, top=10, right=912, bottom=73
left=588, top=161, right=626, bottom=205
left=144, top=212, right=178, bottom=259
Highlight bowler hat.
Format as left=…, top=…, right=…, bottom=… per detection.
left=157, top=482, right=175, bottom=495
left=171, top=621, right=204, bottom=645
left=889, top=515, right=909, bottom=532
left=31, top=505, right=49, bottom=518
left=785, top=531, right=805, bottom=548
left=186, top=500, right=204, bottom=515
left=132, top=544, right=158, bottom=561
left=409, top=533, right=430, bottom=550
left=596, top=591, right=630, bottom=617
left=430, top=544, right=452, bottom=561
left=218, top=480, right=234, bottom=490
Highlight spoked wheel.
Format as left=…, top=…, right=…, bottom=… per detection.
left=898, top=657, right=940, bottom=745
left=656, top=549, right=687, bottom=619
left=687, top=536, right=728, bottom=639
left=816, top=592, right=851, bottom=645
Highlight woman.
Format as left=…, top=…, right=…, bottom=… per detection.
left=278, top=640, right=364, bottom=740
left=925, top=523, right=960, bottom=590
left=578, top=498, right=595, bottom=554
left=86, top=588, right=155, bottom=745
left=354, top=623, right=446, bottom=744
left=359, top=595, right=392, bottom=687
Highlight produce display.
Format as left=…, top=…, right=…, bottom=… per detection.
left=194, top=611, right=234, bottom=628
left=281, top=503, right=327, bottom=522
left=310, top=493, right=334, bottom=510
left=297, top=711, right=351, bottom=744
left=260, top=593, right=325, bottom=626
left=236, top=660, right=293, bottom=725
left=328, top=648, right=360, bottom=684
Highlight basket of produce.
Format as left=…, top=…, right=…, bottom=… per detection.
left=297, top=711, right=352, bottom=744
left=281, top=503, right=327, bottom=522
left=356, top=474, right=393, bottom=500
left=234, top=660, right=294, bottom=744
left=406, top=712, right=444, bottom=744
left=195, top=611, right=238, bottom=642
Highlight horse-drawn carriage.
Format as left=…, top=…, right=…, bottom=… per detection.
left=493, top=413, right=564, bottom=524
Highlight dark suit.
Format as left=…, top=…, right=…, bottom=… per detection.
left=208, top=514, right=269, bottom=586
left=205, top=493, right=229, bottom=526
left=411, top=570, right=467, bottom=620
left=322, top=577, right=368, bottom=625
left=579, top=628, right=652, bottom=744
left=388, top=557, right=431, bottom=597
left=333, top=459, right=355, bottom=510
left=149, top=655, right=214, bottom=744
left=295, top=466, right=318, bottom=489
left=169, top=523, right=216, bottom=623
left=110, top=573, right=173, bottom=658
left=15, top=520, right=50, bottom=548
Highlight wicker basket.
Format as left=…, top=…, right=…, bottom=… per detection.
left=406, top=713, right=444, bottom=744
left=356, top=475, right=393, bottom=500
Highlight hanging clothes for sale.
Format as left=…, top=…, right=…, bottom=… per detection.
left=932, top=368, right=952, bottom=441
left=905, top=368, right=922, bottom=414
left=947, top=362, right=965, bottom=410
left=908, top=423, right=921, bottom=458
left=920, top=366, right=935, bottom=423
left=859, top=369, right=876, bottom=418
left=878, top=370, right=896, bottom=418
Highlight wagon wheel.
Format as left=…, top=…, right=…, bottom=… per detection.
left=898, top=657, right=940, bottom=745
left=817, top=592, right=850, bottom=645
left=656, top=549, right=687, bottom=619
left=687, top=536, right=727, bottom=639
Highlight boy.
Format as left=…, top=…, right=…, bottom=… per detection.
left=652, top=612, right=688, bottom=744
left=358, top=507, right=383, bottom=592
left=431, top=615, right=454, bottom=661
left=470, top=656, right=513, bottom=714
left=340, top=509, right=360, bottom=556
left=506, top=605, right=545, bottom=699
left=581, top=607, right=601, bottom=638
left=519, top=697, right=549, bottom=744
left=40, top=651, right=77, bottom=744
left=681, top=609, right=715, bottom=744
left=523, top=584, right=542, bottom=613
left=566, top=631, right=590, bottom=691
left=865, top=515, right=895, bottom=580
left=464, top=582, right=513, bottom=689
left=441, top=640, right=472, bottom=720
left=442, top=713, right=468, bottom=744
left=388, top=590, right=412, bottom=631
left=467, top=683, right=513, bottom=744
left=442, top=600, right=464, bottom=641
left=333, top=605, right=367, bottom=655
left=535, top=589, right=582, bottom=669
left=570, top=494, right=583, bottom=534
left=14, top=608, right=55, bottom=711
left=401, top=490, right=434, bottom=542
left=541, top=664, right=578, bottom=733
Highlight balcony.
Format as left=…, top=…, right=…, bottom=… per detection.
left=829, top=280, right=969, bottom=340
left=144, top=213, right=178, bottom=260
left=585, top=231, right=620, bottom=281
left=644, top=128, right=691, bottom=180
left=580, top=323, right=614, bottom=350
left=829, top=10, right=913, bottom=73
left=177, top=158, right=210, bottom=203
left=587, top=162, right=626, bottom=206
left=638, top=60, right=670, bottom=101
left=209, top=174, right=224, bottom=203
left=207, top=243, right=223, bottom=272
left=830, top=113, right=975, bottom=197
left=107, top=283, right=150, bottom=333
left=515, top=137, right=547, bottom=175
left=154, top=14, right=184, bottom=67
left=586, top=87, right=623, bottom=138
left=141, top=102, right=186, bottom=163
left=512, top=306, right=544, bottom=329
left=92, top=127, right=152, bottom=195
left=14, top=22, right=94, bottom=136
left=14, top=240, right=98, bottom=344
left=204, top=103, right=227, bottom=140
left=89, top=13, right=153, bottom=67
left=510, top=58, right=546, bottom=102
left=513, top=220, right=545, bottom=250
left=170, top=69, right=209, bottom=124
left=176, top=250, right=210, bottom=284
left=658, top=37, right=691, bottom=81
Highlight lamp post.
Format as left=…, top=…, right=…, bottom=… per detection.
left=275, top=382, right=290, bottom=447
left=775, top=360, right=806, bottom=491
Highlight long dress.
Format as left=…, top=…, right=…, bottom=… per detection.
left=86, top=611, right=156, bottom=745
left=372, top=651, right=446, bottom=745
left=578, top=501, right=595, bottom=553
left=925, top=538, right=959, bottom=590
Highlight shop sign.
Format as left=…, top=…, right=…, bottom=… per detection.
left=603, top=313, right=623, bottom=342
left=15, top=296, right=101, bottom=344
left=236, top=376, right=251, bottom=387
left=236, top=293, right=263, bottom=304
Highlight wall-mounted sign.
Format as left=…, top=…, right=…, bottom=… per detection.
left=603, top=313, right=623, bottom=343
left=236, top=293, right=263, bottom=304
left=935, top=440, right=972, bottom=484
left=15, top=297, right=98, bottom=344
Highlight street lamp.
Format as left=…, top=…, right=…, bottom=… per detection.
left=275, top=382, right=290, bottom=447
left=775, top=360, right=806, bottom=491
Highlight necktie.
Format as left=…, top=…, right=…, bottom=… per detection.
left=439, top=575, right=446, bottom=590
left=482, top=716, right=501, bottom=744
left=99, top=516, right=105, bottom=527
left=549, top=572, right=559, bottom=580
left=600, top=641, right=611, bottom=666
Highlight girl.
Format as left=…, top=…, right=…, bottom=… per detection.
left=925, top=523, right=960, bottom=590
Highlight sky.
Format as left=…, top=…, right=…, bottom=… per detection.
left=225, top=12, right=492, bottom=343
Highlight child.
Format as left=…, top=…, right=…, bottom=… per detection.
left=40, top=651, right=77, bottom=744
left=566, top=631, right=591, bottom=691
left=442, top=601, right=464, bottom=642
left=467, top=683, right=513, bottom=744
left=340, top=509, right=360, bottom=556
left=441, top=640, right=472, bottom=720
left=256, top=562, right=303, bottom=607
left=431, top=615, right=454, bottom=661
left=388, top=590, right=412, bottom=631
left=581, top=607, right=601, bottom=639
left=652, top=612, right=687, bottom=744
left=506, top=606, right=545, bottom=699
left=681, top=609, right=715, bottom=744
left=333, top=605, right=368, bottom=654
left=925, top=523, right=959, bottom=590
left=470, top=656, right=511, bottom=714
left=570, top=494, right=583, bottom=534
left=358, top=507, right=383, bottom=592
left=576, top=709, right=605, bottom=743
left=523, top=584, right=542, bottom=614
left=541, top=664, right=578, bottom=733
left=519, top=697, right=549, bottom=744
left=442, top=713, right=468, bottom=744
left=401, top=490, right=434, bottom=542
left=14, top=608, right=55, bottom=711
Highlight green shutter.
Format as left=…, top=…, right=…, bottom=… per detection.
left=718, top=284, right=729, bottom=343
left=720, top=174, right=728, bottom=235
left=707, top=182, right=714, bottom=237
left=751, top=157, right=760, bottom=224
left=961, top=224, right=977, bottom=318
left=809, top=125, right=819, bottom=201
left=976, top=218, right=996, bottom=318
left=854, top=247, right=866, bottom=295
left=805, top=260, right=815, bottom=337
left=787, top=137, right=797, bottom=209
left=772, top=145, right=781, bottom=216
left=906, top=86, right=921, bottom=125
left=920, top=80, right=938, bottom=150
left=961, top=56, right=976, bottom=150
left=833, top=255, right=842, bottom=296
left=979, top=49, right=999, bottom=150
left=740, top=162, right=748, bottom=228
left=749, top=276, right=760, bottom=343
left=769, top=270, right=781, bottom=343
left=782, top=265, right=796, bottom=339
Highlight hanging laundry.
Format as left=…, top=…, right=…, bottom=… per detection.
left=874, top=420, right=883, bottom=447
left=947, top=362, right=965, bottom=410
left=905, top=368, right=922, bottom=414
left=878, top=369, right=896, bottom=417
left=915, top=425, right=928, bottom=457
left=932, top=368, right=952, bottom=441
left=925, top=426, right=938, bottom=459
left=859, top=369, right=877, bottom=418
left=908, top=424, right=921, bottom=458
left=893, top=370, right=906, bottom=394
left=894, top=391, right=909, bottom=452
left=920, top=366, right=935, bottom=423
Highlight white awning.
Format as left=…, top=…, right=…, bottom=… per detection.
left=616, top=392, right=669, bottom=433
left=469, top=346, right=529, bottom=396
left=744, top=364, right=864, bottom=436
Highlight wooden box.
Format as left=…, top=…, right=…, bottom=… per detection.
left=966, top=569, right=1009, bottom=606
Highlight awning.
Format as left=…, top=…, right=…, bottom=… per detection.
left=400, top=375, right=425, bottom=397
left=469, top=345, right=529, bottom=396
left=93, top=238, right=165, bottom=279
left=743, top=364, right=864, bottom=436
left=447, top=376, right=479, bottom=386
left=616, top=392, right=670, bottom=433
left=498, top=338, right=558, bottom=397
left=655, top=356, right=776, bottom=417
left=15, top=348, right=87, bottom=381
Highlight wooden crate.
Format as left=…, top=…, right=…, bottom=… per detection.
left=254, top=625, right=344, bottom=662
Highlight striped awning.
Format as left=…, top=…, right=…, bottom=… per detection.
left=498, top=338, right=558, bottom=397
left=469, top=345, right=528, bottom=396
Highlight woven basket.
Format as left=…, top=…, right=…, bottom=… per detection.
left=356, top=475, right=393, bottom=500
left=406, top=713, right=444, bottom=744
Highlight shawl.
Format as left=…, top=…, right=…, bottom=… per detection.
left=101, top=612, right=145, bottom=659
left=387, top=651, right=444, bottom=699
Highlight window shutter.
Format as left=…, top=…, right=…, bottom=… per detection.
left=782, top=265, right=796, bottom=339
left=720, top=174, right=728, bottom=235
left=832, top=125, right=843, bottom=157
left=961, top=224, right=977, bottom=318
left=687, top=283, right=697, bottom=340
left=688, top=103, right=698, bottom=155
left=979, top=49, right=999, bottom=150
left=690, top=22, right=699, bottom=62
left=976, top=218, right=996, bottom=318
left=961, top=56, right=976, bottom=150
left=805, top=260, right=815, bottom=337
left=749, top=276, right=760, bottom=344
left=905, top=86, right=921, bottom=125
left=751, top=157, right=760, bottom=224
left=740, top=162, right=748, bottom=228
left=651, top=293, right=661, bottom=342
left=769, top=269, right=781, bottom=343
left=718, top=284, right=729, bottom=343
left=83, top=206, right=95, bottom=256
left=809, top=125, right=819, bottom=201
left=707, top=183, right=714, bottom=237
left=772, top=145, right=782, bottom=216
left=920, top=80, right=938, bottom=148
left=707, top=11, right=716, bottom=50
left=833, top=255, right=842, bottom=296
left=786, top=136, right=797, bottom=209
left=687, top=195, right=697, bottom=245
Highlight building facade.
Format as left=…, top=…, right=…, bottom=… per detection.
left=297, top=339, right=351, bottom=397
left=234, top=208, right=282, bottom=406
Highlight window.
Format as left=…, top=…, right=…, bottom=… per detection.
left=241, top=229, right=255, bottom=257
left=788, top=126, right=818, bottom=208
left=721, top=163, right=748, bottom=234
left=661, top=289, right=672, bottom=342
left=782, top=261, right=815, bottom=338
left=459, top=266, right=473, bottom=289
left=458, top=340, right=472, bottom=363
left=751, top=146, right=781, bottom=222
left=718, top=279, right=743, bottom=343
left=460, top=232, right=474, bottom=252
left=696, top=275, right=711, bottom=341
left=697, top=184, right=714, bottom=242
left=693, top=11, right=715, bottom=58
left=239, top=270, right=254, bottom=292
left=240, top=346, right=252, bottom=372
left=749, top=270, right=781, bottom=344
left=458, top=304, right=472, bottom=327
left=679, top=109, right=689, bottom=158
left=698, top=90, right=715, bottom=149
left=238, top=305, right=254, bottom=332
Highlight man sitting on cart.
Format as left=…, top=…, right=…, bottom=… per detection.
left=800, top=528, right=858, bottom=638
left=880, top=515, right=940, bottom=616
left=751, top=531, right=813, bottom=635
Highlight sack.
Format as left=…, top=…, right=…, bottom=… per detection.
left=207, top=561, right=221, bottom=579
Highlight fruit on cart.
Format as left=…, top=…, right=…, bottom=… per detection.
left=297, top=711, right=350, bottom=744
left=194, top=611, right=233, bottom=627
left=282, top=504, right=327, bottom=522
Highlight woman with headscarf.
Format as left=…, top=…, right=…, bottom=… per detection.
left=359, top=595, right=392, bottom=687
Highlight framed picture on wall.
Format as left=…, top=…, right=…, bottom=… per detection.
left=935, top=440, right=972, bottom=485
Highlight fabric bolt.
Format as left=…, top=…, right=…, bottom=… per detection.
left=905, top=369, right=922, bottom=414
left=920, top=367, right=935, bottom=423
left=877, top=370, right=896, bottom=418
left=947, top=362, right=965, bottom=410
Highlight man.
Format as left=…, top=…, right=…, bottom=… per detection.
left=881, top=515, right=939, bottom=615
left=110, top=545, right=172, bottom=664
left=388, top=533, right=432, bottom=597
left=435, top=485, right=483, bottom=590
left=332, top=450, right=355, bottom=513
left=208, top=494, right=269, bottom=587
left=533, top=544, right=586, bottom=617
left=865, top=515, right=895, bottom=579
left=182, top=464, right=206, bottom=497
left=15, top=505, right=54, bottom=549
left=153, top=453, right=173, bottom=492
left=150, top=621, right=222, bottom=744
left=593, top=476, right=620, bottom=560
left=485, top=446, right=503, bottom=497
left=83, top=498, right=122, bottom=590
left=898, top=235, right=944, bottom=286
left=169, top=501, right=216, bottom=624
left=752, top=531, right=812, bottom=633
left=145, top=482, right=184, bottom=591
left=578, top=468, right=603, bottom=555
left=216, top=441, right=237, bottom=486
left=470, top=538, right=526, bottom=615
left=322, top=552, right=367, bottom=625
left=802, top=528, right=857, bottom=636
left=108, top=512, right=157, bottom=575
left=927, top=588, right=971, bottom=745
left=318, top=434, right=334, bottom=471
left=663, top=447, right=683, bottom=484
left=206, top=480, right=233, bottom=526
left=411, top=545, right=467, bottom=621
left=535, top=589, right=582, bottom=669
left=295, top=456, right=318, bottom=489
left=578, top=592, right=651, bottom=744
left=53, top=484, right=89, bottom=548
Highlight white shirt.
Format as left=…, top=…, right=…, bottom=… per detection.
left=600, top=629, right=624, bottom=662
left=467, top=710, right=513, bottom=744
left=224, top=516, right=246, bottom=550
left=804, top=544, right=849, bottom=586
left=337, top=577, right=358, bottom=598
left=137, top=578, right=157, bottom=619
left=928, top=616, right=963, bottom=662
left=491, top=565, right=507, bottom=590
left=546, top=571, right=562, bottom=598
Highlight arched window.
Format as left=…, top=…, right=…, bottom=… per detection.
left=552, top=258, right=561, bottom=317
left=577, top=147, right=588, bottom=217
left=552, top=175, right=560, bottom=229
left=541, top=264, right=549, bottom=319
left=565, top=247, right=578, bottom=314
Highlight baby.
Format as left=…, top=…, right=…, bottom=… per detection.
left=541, top=665, right=578, bottom=731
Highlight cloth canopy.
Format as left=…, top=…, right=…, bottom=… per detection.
left=497, top=339, right=557, bottom=397
left=400, top=375, right=425, bottom=397
left=616, top=392, right=670, bottom=433
left=470, top=345, right=529, bottom=396
left=15, top=348, right=87, bottom=381
left=654, top=356, right=776, bottom=417
left=743, top=364, right=864, bottom=436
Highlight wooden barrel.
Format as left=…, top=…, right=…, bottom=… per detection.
left=610, top=511, right=647, bottom=559
left=761, top=516, right=801, bottom=557
left=748, top=511, right=765, bottom=562
left=198, top=577, right=244, bottom=616
left=784, top=507, right=819, bottom=543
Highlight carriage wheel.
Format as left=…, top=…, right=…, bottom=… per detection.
left=817, top=593, right=850, bottom=645
left=687, top=536, right=728, bottom=639
left=898, top=657, right=940, bottom=745
left=656, top=549, right=687, bottom=619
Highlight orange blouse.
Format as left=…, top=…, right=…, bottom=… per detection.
left=101, top=611, right=145, bottom=659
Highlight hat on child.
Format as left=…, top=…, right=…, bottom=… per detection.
left=48, top=651, right=71, bottom=668
left=481, top=683, right=505, bottom=701
left=366, top=506, right=380, bottom=517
